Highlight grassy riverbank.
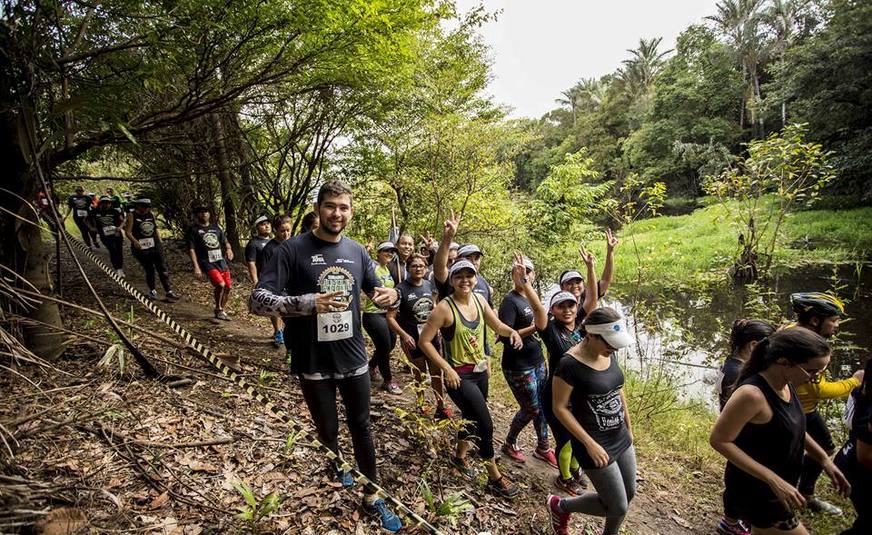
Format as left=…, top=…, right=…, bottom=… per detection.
left=594, top=199, right=872, bottom=290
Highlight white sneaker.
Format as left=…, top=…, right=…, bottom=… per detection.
left=116, top=269, right=126, bottom=277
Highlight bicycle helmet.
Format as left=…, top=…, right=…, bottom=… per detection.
left=790, top=292, right=845, bottom=318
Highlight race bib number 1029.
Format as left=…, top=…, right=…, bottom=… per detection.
left=317, top=310, right=353, bottom=342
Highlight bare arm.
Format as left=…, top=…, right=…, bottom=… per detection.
left=620, top=388, right=632, bottom=441
left=512, top=253, right=548, bottom=330
left=804, top=432, right=851, bottom=496
left=433, top=211, right=459, bottom=285
left=599, top=228, right=618, bottom=296
left=553, top=376, right=610, bottom=468
left=418, top=302, right=461, bottom=388
left=247, top=261, right=258, bottom=284
left=123, top=214, right=137, bottom=247
left=710, top=385, right=807, bottom=509
left=580, top=246, right=598, bottom=315
left=188, top=248, right=202, bottom=276
left=478, top=293, right=521, bottom=349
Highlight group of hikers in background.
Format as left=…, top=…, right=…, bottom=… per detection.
left=60, top=180, right=869, bottom=535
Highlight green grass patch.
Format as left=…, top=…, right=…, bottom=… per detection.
left=582, top=199, right=872, bottom=290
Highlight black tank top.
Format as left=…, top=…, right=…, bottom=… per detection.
left=131, top=212, right=158, bottom=240
left=724, top=374, right=806, bottom=497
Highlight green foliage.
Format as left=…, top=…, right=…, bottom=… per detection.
left=234, top=482, right=282, bottom=532
left=418, top=479, right=473, bottom=527
left=770, top=0, right=872, bottom=198
left=704, top=123, right=836, bottom=277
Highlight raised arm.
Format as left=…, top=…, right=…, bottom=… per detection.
left=511, top=251, right=547, bottom=331
left=579, top=245, right=598, bottom=315
left=599, top=228, right=618, bottom=296
left=433, top=210, right=459, bottom=285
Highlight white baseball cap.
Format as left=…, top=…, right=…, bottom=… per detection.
left=549, top=291, right=578, bottom=308
left=254, top=215, right=269, bottom=226
left=449, top=259, right=477, bottom=277
left=457, top=244, right=483, bottom=258
left=377, top=241, right=398, bottom=253
left=560, top=270, right=584, bottom=284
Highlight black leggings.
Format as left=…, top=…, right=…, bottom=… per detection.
left=835, top=449, right=871, bottom=535
left=101, top=236, right=124, bottom=269
left=299, top=372, right=378, bottom=492
left=73, top=217, right=96, bottom=247
left=131, top=246, right=172, bottom=292
left=446, top=370, right=494, bottom=459
left=362, top=312, right=396, bottom=382
left=799, top=410, right=835, bottom=495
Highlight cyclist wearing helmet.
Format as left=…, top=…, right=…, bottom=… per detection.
left=790, top=292, right=864, bottom=515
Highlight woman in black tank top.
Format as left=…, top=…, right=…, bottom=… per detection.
left=710, top=329, right=851, bottom=533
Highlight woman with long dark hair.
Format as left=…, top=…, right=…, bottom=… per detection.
left=710, top=329, right=851, bottom=534
left=546, top=307, right=635, bottom=535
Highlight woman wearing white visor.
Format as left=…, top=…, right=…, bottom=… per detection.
left=546, top=307, right=636, bottom=535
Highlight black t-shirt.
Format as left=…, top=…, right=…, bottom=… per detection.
left=498, top=291, right=544, bottom=371
left=718, top=357, right=744, bottom=411
left=395, top=279, right=436, bottom=335
left=555, top=354, right=631, bottom=469
left=67, top=194, right=93, bottom=219
left=186, top=223, right=228, bottom=271
left=539, top=319, right=583, bottom=378
left=257, top=232, right=382, bottom=376
left=91, top=207, right=124, bottom=238
left=245, top=236, right=270, bottom=265
left=257, top=239, right=282, bottom=274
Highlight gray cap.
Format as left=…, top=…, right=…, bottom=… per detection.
left=449, top=241, right=460, bottom=251
left=560, top=270, right=584, bottom=284
left=377, top=241, right=398, bottom=253
left=549, top=291, right=578, bottom=308
left=449, top=259, right=477, bottom=277
left=457, top=244, right=482, bottom=258
left=254, top=215, right=269, bottom=226
left=522, top=256, right=534, bottom=271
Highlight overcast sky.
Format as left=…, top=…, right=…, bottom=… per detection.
left=454, top=0, right=722, bottom=119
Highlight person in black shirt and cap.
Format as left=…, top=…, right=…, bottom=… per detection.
left=123, top=198, right=177, bottom=300
left=249, top=180, right=404, bottom=532
left=90, top=195, right=126, bottom=276
left=186, top=204, right=234, bottom=320
left=66, top=185, right=99, bottom=249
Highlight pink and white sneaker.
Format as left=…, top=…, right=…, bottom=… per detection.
left=547, top=494, right=570, bottom=535
left=501, top=442, right=526, bottom=463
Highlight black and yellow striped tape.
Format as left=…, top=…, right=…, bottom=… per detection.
left=64, top=231, right=444, bottom=534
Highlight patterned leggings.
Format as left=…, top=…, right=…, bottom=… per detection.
left=503, top=361, right=549, bottom=448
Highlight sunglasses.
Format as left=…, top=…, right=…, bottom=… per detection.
left=795, top=365, right=825, bottom=382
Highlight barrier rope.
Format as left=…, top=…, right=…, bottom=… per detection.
left=63, top=230, right=444, bottom=534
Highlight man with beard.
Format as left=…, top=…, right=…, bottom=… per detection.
left=249, top=181, right=403, bottom=532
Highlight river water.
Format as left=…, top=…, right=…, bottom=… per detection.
left=599, top=263, right=872, bottom=407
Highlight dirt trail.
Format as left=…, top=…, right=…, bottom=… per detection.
left=2, top=240, right=721, bottom=534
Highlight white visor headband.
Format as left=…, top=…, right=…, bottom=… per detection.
left=584, top=319, right=634, bottom=349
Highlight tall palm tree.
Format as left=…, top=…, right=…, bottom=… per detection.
left=707, top=0, right=767, bottom=136
left=618, top=37, right=672, bottom=98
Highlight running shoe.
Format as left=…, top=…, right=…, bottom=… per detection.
left=383, top=382, right=402, bottom=395
left=434, top=406, right=453, bottom=420
left=486, top=476, right=519, bottom=499
left=332, top=464, right=355, bottom=488
left=146, top=289, right=158, bottom=300
left=273, top=330, right=284, bottom=347
left=115, top=268, right=125, bottom=278
left=716, top=517, right=750, bottom=535
left=805, top=496, right=842, bottom=515
left=534, top=447, right=558, bottom=469
left=165, top=291, right=179, bottom=301
left=546, top=494, right=570, bottom=535
left=363, top=498, right=403, bottom=533
left=215, top=310, right=230, bottom=321
left=501, top=442, right=526, bottom=464
left=450, top=456, right=476, bottom=480
left=554, top=474, right=581, bottom=496
left=572, top=469, right=588, bottom=490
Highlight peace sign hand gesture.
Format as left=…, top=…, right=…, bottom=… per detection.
left=579, top=244, right=596, bottom=267
left=511, top=251, right=528, bottom=287
left=606, top=228, right=619, bottom=251
left=443, top=209, right=460, bottom=240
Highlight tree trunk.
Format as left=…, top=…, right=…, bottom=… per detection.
left=210, top=112, right=242, bottom=258
left=0, top=102, right=66, bottom=360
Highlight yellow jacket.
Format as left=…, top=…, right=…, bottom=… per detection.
left=796, top=376, right=861, bottom=413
